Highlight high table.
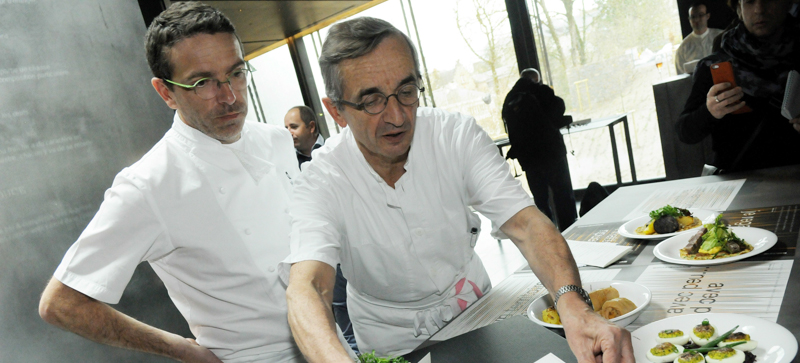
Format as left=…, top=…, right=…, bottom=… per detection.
left=560, top=114, right=637, bottom=185
left=406, top=164, right=800, bottom=362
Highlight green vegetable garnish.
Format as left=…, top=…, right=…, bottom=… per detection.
left=701, top=319, right=709, bottom=326
left=359, top=351, right=410, bottom=363
left=699, top=215, right=742, bottom=253
left=685, top=325, right=741, bottom=353
left=649, top=205, right=689, bottom=220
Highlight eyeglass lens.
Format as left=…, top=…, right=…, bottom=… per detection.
left=361, top=84, right=421, bottom=114
left=194, top=69, right=250, bottom=100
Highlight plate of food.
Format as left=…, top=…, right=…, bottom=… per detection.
left=632, top=313, right=797, bottom=363
left=653, top=215, right=777, bottom=265
left=618, top=206, right=718, bottom=240
left=527, top=280, right=650, bottom=328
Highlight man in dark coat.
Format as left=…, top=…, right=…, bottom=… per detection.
left=502, top=68, right=577, bottom=231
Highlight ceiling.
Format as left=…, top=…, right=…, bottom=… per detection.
left=165, top=1, right=387, bottom=59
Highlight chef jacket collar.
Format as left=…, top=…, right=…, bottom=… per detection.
left=345, top=128, right=413, bottom=186
left=171, top=112, right=274, bottom=183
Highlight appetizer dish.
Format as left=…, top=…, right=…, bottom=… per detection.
left=541, top=286, right=637, bottom=324
left=644, top=319, right=758, bottom=363
left=636, top=205, right=702, bottom=235
left=646, top=342, right=684, bottom=362
left=680, top=215, right=753, bottom=260
left=633, top=313, right=796, bottom=363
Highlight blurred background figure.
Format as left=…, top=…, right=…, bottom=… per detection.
left=284, top=105, right=324, bottom=168
left=675, top=1, right=724, bottom=74
left=502, top=68, right=577, bottom=231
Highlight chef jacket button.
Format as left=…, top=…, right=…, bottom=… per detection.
left=413, top=228, right=424, bottom=237
left=268, top=266, right=275, bottom=272
left=244, top=228, right=251, bottom=235
left=219, top=187, right=226, bottom=194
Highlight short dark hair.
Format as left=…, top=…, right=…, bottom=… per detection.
left=144, top=2, right=237, bottom=88
left=319, top=17, right=421, bottom=108
left=289, top=105, right=318, bottom=136
left=689, top=1, right=708, bottom=11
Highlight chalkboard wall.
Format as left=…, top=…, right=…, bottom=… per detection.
left=0, top=0, right=190, bottom=361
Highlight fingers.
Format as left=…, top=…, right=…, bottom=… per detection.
left=790, top=118, right=800, bottom=133
left=706, top=84, right=746, bottom=119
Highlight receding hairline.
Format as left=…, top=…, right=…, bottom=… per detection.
left=337, top=34, right=420, bottom=101
left=165, top=32, right=243, bottom=82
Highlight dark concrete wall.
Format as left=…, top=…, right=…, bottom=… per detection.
left=0, top=1, right=189, bottom=361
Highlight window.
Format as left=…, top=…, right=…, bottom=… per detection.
left=245, top=44, right=304, bottom=127
left=529, top=0, right=682, bottom=187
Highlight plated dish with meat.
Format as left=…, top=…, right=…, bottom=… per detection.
left=653, top=216, right=777, bottom=265
left=618, top=207, right=718, bottom=240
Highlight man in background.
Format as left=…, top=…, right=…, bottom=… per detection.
left=675, top=1, right=723, bottom=74
left=284, top=105, right=324, bottom=168
left=502, top=68, right=577, bottom=232
left=38, top=3, right=312, bottom=362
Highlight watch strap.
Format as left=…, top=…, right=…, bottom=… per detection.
left=553, top=284, right=593, bottom=310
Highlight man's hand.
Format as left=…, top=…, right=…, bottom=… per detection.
left=500, top=207, right=634, bottom=363
left=706, top=83, right=746, bottom=119
left=790, top=117, right=800, bottom=133
left=174, top=338, right=223, bottom=363
left=286, top=261, right=353, bottom=363
left=558, top=293, right=634, bottom=363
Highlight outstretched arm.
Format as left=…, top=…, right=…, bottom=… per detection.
left=39, top=277, right=221, bottom=363
left=501, top=206, right=634, bottom=363
left=286, top=260, right=353, bottom=363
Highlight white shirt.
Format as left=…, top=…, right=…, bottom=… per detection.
left=55, top=114, right=303, bottom=363
left=282, top=107, right=533, bottom=356
left=675, top=28, right=724, bottom=74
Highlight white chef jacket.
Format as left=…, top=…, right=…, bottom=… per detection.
left=54, top=114, right=303, bottom=363
left=675, top=28, right=724, bottom=74
left=281, top=107, right=534, bottom=356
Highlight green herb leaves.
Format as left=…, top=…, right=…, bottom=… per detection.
left=649, top=205, right=690, bottom=220
left=358, top=351, right=410, bottom=363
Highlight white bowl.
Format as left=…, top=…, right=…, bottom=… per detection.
left=527, top=280, right=651, bottom=328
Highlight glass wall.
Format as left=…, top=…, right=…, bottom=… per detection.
left=246, top=0, right=682, bottom=190
left=528, top=0, right=681, bottom=188
left=245, top=44, right=304, bottom=127
left=299, top=0, right=519, bottom=140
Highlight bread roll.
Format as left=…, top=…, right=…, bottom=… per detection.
left=599, top=297, right=637, bottom=319
left=589, top=286, right=619, bottom=311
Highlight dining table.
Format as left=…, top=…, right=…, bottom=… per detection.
left=405, top=164, right=800, bottom=363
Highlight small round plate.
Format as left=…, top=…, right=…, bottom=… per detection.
left=617, top=209, right=718, bottom=240
left=526, top=280, right=651, bottom=328
left=653, top=226, right=777, bottom=265
left=632, top=313, right=797, bottom=363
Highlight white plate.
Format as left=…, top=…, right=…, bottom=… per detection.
left=526, top=281, right=651, bottom=328
left=632, top=313, right=797, bottom=363
left=618, top=209, right=718, bottom=240
left=653, top=227, right=777, bottom=265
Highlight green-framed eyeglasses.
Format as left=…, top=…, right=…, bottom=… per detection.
left=336, top=84, right=425, bottom=115
left=164, top=63, right=256, bottom=100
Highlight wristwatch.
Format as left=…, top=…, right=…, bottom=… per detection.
left=553, top=284, right=593, bottom=310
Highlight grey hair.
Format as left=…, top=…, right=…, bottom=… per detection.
left=319, top=17, right=421, bottom=108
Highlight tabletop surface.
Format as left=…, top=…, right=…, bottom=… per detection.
left=408, top=164, right=800, bottom=362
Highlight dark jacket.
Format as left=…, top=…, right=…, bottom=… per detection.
left=675, top=55, right=800, bottom=172
left=502, top=78, right=568, bottom=162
